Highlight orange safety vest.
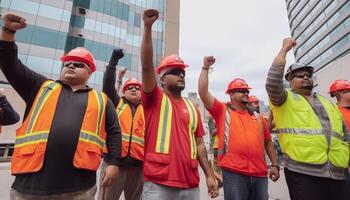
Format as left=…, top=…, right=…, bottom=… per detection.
left=11, top=80, right=107, bottom=174
left=116, top=98, right=145, bottom=161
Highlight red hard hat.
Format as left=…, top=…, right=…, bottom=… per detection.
left=248, top=95, right=260, bottom=103
left=225, top=78, right=251, bottom=94
left=155, top=54, right=189, bottom=75
left=61, top=47, right=96, bottom=72
left=329, top=79, right=350, bottom=96
left=122, top=78, right=142, bottom=94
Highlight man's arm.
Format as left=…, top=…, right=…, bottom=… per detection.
left=116, top=67, right=127, bottom=95
left=0, top=13, right=47, bottom=105
left=103, top=49, right=124, bottom=107
left=265, top=139, right=280, bottom=182
left=141, top=9, right=158, bottom=93
left=265, top=38, right=296, bottom=106
left=198, top=56, right=216, bottom=110
left=196, top=137, right=219, bottom=198
left=0, top=90, right=20, bottom=125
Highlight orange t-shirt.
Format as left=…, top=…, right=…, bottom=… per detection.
left=209, top=98, right=271, bottom=177
left=339, top=106, right=350, bottom=130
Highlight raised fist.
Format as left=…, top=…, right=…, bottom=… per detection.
left=118, top=67, right=127, bottom=77
left=0, top=88, right=5, bottom=97
left=203, top=56, right=216, bottom=68
left=282, top=37, right=296, bottom=52
left=2, top=13, right=27, bottom=32
left=143, top=9, right=159, bottom=27
left=109, top=48, right=124, bottom=67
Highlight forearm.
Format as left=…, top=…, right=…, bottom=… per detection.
left=104, top=101, right=121, bottom=165
left=196, top=137, right=214, bottom=177
left=103, top=66, right=119, bottom=107
left=265, top=50, right=288, bottom=106
left=198, top=69, right=214, bottom=109
left=141, top=26, right=156, bottom=93
left=0, top=29, right=15, bottom=41
left=265, top=140, right=278, bottom=166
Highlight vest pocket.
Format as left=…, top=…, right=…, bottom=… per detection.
left=74, top=144, right=102, bottom=171
left=144, top=153, right=171, bottom=180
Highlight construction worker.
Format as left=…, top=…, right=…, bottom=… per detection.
left=99, top=49, right=145, bottom=200
left=141, top=9, right=218, bottom=200
left=248, top=95, right=261, bottom=113
left=0, top=88, right=20, bottom=132
left=266, top=37, right=350, bottom=200
left=198, top=56, right=280, bottom=200
left=0, top=13, right=121, bottom=199
left=329, top=79, right=350, bottom=188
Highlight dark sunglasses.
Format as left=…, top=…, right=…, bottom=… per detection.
left=63, top=61, right=88, bottom=69
left=126, top=85, right=140, bottom=91
left=231, top=89, right=250, bottom=94
left=292, top=73, right=312, bottom=79
left=163, top=69, right=185, bottom=76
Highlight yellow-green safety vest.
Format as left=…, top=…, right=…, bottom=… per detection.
left=271, top=90, right=349, bottom=168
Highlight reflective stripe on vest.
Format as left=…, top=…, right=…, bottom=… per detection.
left=155, top=95, right=198, bottom=159
left=122, top=133, right=144, bottom=146
left=218, top=106, right=231, bottom=155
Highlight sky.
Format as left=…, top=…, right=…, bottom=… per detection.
left=179, top=0, right=295, bottom=102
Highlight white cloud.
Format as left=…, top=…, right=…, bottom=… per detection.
left=179, top=0, right=295, bottom=102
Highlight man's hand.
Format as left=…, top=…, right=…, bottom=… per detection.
left=203, top=56, right=216, bottom=68
left=0, top=88, right=5, bottom=97
left=206, top=175, right=219, bottom=198
left=118, top=67, right=127, bottom=79
left=269, top=166, right=280, bottom=182
left=143, top=9, right=159, bottom=27
left=109, top=48, right=124, bottom=67
left=101, top=165, right=119, bottom=187
left=2, top=13, right=27, bottom=32
left=281, top=37, right=296, bottom=52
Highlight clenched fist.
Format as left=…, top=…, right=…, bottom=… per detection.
left=143, top=9, right=159, bottom=27
left=282, top=37, right=296, bottom=52
left=118, top=67, right=127, bottom=79
left=2, top=13, right=27, bottom=32
left=203, top=56, right=216, bottom=68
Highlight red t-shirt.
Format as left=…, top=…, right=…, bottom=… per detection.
left=209, top=98, right=271, bottom=177
left=141, top=86, right=205, bottom=188
left=339, top=106, right=350, bottom=130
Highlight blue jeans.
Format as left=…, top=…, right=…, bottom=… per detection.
left=222, top=169, right=268, bottom=200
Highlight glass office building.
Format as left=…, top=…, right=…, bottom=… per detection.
left=0, top=0, right=172, bottom=90
left=285, top=0, right=350, bottom=73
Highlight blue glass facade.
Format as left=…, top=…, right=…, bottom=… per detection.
left=0, top=0, right=167, bottom=90
left=286, top=0, right=350, bottom=72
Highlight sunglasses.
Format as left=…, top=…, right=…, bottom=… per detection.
left=163, top=69, right=185, bottom=77
left=63, top=61, right=89, bottom=69
left=292, top=73, right=312, bottom=79
left=231, top=89, right=250, bottom=94
left=126, top=85, right=140, bottom=91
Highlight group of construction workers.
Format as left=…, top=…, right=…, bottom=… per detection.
left=0, top=8, right=349, bottom=200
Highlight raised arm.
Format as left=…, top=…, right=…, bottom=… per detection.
left=103, top=49, right=124, bottom=107
left=265, top=38, right=296, bottom=106
left=141, top=9, right=159, bottom=93
left=0, top=13, right=47, bottom=104
left=116, top=67, right=127, bottom=95
left=198, top=56, right=216, bottom=109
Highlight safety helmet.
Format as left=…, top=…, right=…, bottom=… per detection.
left=225, top=78, right=251, bottom=94
left=285, top=62, right=314, bottom=81
left=329, top=79, right=350, bottom=97
left=61, top=47, right=96, bottom=72
left=155, top=54, right=189, bottom=75
left=248, top=95, right=260, bottom=103
left=122, top=78, right=142, bottom=94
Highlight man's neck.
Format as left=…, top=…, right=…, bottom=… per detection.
left=164, top=88, right=182, bottom=99
left=230, top=100, right=246, bottom=111
left=337, top=100, right=350, bottom=108
left=60, top=80, right=87, bottom=92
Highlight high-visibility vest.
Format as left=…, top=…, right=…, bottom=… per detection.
left=11, top=80, right=107, bottom=174
left=116, top=98, right=145, bottom=161
left=271, top=89, right=349, bottom=168
left=155, top=95, right=198, bottom=160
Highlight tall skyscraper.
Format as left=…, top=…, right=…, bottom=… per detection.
left=285, top=0, right=350, bottom=96
left=0, top=0, right=180, bottom=158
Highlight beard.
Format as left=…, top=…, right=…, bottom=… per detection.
left=301, top=82, right=314, bottom=90
left=168, top=84, right=185, bottom=92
